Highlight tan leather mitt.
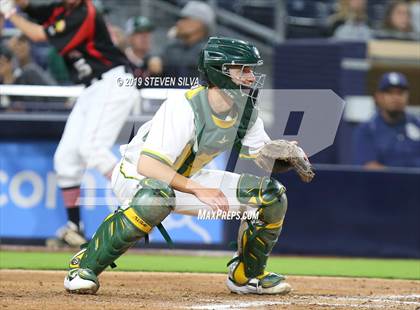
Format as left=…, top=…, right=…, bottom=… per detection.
left=255, top=140, right=315, bottom=183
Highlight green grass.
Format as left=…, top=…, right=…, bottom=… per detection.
left=0, top=250, right=419, bottom=280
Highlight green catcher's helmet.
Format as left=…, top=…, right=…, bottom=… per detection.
left=198, top=37, right=265, bottom=101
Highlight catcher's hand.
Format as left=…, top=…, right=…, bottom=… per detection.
left=255, top=140, right=315, bottom=183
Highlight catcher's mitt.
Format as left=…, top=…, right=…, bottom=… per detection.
left=255, top=140, right=315, bottom=183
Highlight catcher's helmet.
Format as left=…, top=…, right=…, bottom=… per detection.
left=198, top=37, right=265, bottom=101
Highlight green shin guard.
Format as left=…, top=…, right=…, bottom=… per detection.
left=231, top=174, right=287, bottom=282
left=69, top=178, right=175, bottom=275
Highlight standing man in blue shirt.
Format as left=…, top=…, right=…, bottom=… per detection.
left=353, top=72, right=420, bottom=168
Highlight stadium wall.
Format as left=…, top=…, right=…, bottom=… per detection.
left=1, top=141, right=419, bottom=258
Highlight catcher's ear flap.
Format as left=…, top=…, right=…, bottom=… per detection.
left=198, top=71, right=210, bottom=86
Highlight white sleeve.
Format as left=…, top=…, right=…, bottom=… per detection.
left=142, top=96, right=195, bottom=165
left=241, top=117, right=271, bottom=157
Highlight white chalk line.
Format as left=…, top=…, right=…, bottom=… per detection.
left=376, top=294, right=420, bottom=300
left=189, top=294, right=420, bottom=309
left=332, top=295, right=420, bottom=306
left=190, top=300, right=383, bottom=309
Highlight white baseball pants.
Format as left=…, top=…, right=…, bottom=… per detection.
left=54, top=66, right=139, bottom=188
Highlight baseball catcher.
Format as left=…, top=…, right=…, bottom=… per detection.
left=63, top=37, right=314, bottom=295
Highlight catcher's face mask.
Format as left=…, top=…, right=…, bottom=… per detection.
left=222, top=63, right=265, bottom=97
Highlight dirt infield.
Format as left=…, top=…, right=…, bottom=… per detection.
left=0, top=270, right=419, bottom=309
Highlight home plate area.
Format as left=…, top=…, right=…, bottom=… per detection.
left=0, top=270, right=419, bottom=309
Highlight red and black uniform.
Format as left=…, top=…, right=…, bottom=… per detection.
left=24, top=0, right=129, bottom=85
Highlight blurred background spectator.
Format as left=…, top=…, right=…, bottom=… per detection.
left=0, top=41, right=58, bottom=111
left=353, top=72, right=420, bottom=168
left=328, top=0, right=373, bottom=40
left=0, top=44, right=14, bottom=85
left=161, top=1, right=215, bottom=78
left=411, top=0, right=420, bottom=33
left=125, top=16, right=162, bottom=77
left=7, top=35, right=56, bottom=85
left=1, top=38, right=55, bottom=86
left=377, top=0, right=418, bottom=39
left=0, top=14, right=4, bottom=44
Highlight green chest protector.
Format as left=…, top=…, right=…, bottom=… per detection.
left=175, top=86, right=258, bottom=177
